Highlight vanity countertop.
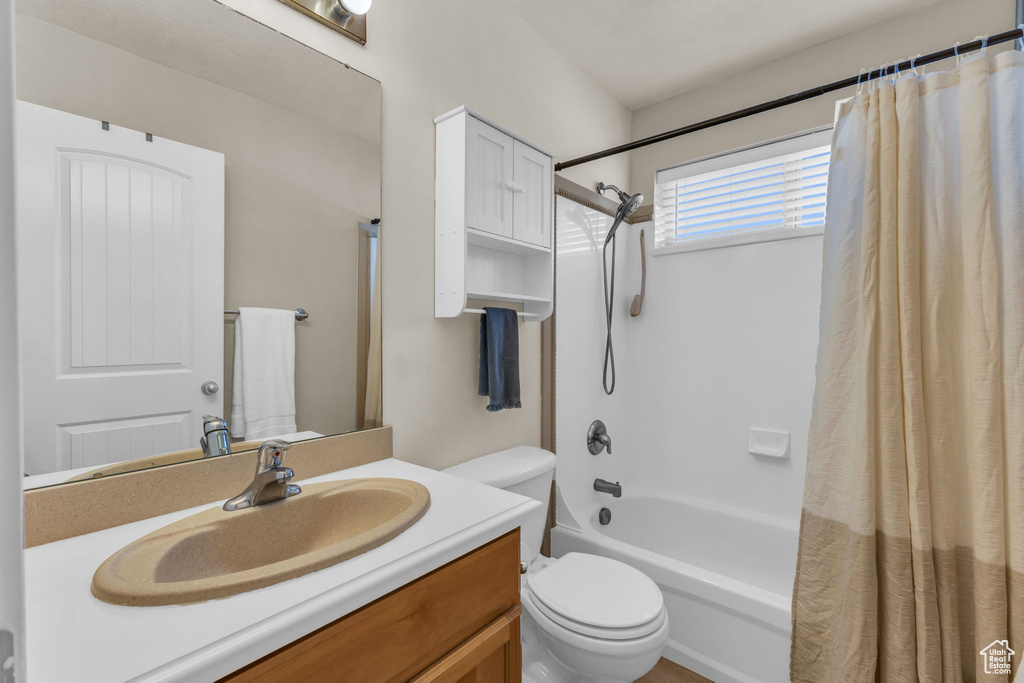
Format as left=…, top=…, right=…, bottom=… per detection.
left=24, top=458, right=542, bottom=683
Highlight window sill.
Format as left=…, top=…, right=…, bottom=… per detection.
left=652, top=225, right=824, bottom=256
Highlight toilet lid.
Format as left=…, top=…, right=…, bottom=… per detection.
left=527, top=553, right=664, bottom=630
left=524, top=589, right=667, bottom=640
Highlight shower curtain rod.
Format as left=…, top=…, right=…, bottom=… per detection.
left=555, top=27, right=1024, bottom=172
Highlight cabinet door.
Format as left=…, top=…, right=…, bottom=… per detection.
left=512, top=140, right=552, bottom=247
left=466, top=116, right=514, bottom=238
left=219, top=530, right=521, bottom=683
left=410, top=608, right=521, bottom=683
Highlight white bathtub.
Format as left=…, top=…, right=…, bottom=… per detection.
left=550, top=488, right=799, bottom=683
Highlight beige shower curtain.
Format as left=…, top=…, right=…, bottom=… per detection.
left=363, top=228, right=382, bottom=428
left=792, top=50, right=1024, bottom=682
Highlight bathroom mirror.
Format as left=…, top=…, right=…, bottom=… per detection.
left=15, top=0, right=383, bottom=488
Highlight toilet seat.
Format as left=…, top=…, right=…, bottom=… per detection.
left=525, top=553, right=666, bottom=640
left=524, top=588, right=667, bottom=641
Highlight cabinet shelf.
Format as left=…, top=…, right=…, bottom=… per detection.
left=467, top=228, right=551, bottom=256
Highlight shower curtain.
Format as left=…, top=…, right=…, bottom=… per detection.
left=791, top=50, right=1024, bottom=682
left=363, top=227, right=382, bottom=428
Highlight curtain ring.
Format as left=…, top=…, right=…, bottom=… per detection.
left=969, top=35, right=987, bottom=59
left=855, top=68, right=868, bottom=97
left=980, top=35, right=990, bottom=56
left=953, top=42, right=962, bottom=69
left=1018, top=24, right=1024, bottom=51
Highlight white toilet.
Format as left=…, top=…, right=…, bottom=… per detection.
left=444, top=447, right=668, bottom=683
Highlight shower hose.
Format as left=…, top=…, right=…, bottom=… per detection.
left=602, top=234, right=617, bottom=395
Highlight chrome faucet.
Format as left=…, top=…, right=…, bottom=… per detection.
left=200, top=415, right=231, bottom=458
left=223, top=440, right=301, bottom=511
left=594, top=478, right=622, bottom=498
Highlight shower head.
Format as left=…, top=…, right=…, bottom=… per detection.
left=619, top=191, right=644, bottom=218
left=597, top=182, right=644, bottom=244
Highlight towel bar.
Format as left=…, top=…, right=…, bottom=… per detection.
left=464, top=308, right=538, bottom=320
left=224, top=308, right=309, bottom=321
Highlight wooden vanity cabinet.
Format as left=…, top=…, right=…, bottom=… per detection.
left=220, top=529, right=521, bottom=683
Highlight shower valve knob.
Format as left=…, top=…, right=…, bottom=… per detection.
left=587, top=419, right=612, bottom=455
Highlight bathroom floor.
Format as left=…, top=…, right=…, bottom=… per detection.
left=638, top=658, right=713, bottom=682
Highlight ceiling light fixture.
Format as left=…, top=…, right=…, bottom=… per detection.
left=277, top=0, right=370, bottom=45
left=338, top=0, right=371, bottom=15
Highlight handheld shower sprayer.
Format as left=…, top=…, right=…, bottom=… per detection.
left=596, top=183, right=644, bottom=244
left=596, top=182, right=643, bottom=210
left=596, top=182, right=644, bottom=395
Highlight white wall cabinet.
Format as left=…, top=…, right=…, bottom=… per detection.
left=435, top=106, right=553, bottom=321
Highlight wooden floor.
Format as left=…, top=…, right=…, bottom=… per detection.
left=637, top=657, right=713, bottom=683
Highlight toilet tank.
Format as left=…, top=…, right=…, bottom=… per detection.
left=443, top=446, right=556, bottom=559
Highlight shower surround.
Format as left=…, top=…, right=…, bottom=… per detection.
left=551, top=195, right=821, bottom=682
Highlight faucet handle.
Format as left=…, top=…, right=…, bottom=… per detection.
left=256, top=439, right=292, bottom=471
left=587, top=420, right=612, bottom=455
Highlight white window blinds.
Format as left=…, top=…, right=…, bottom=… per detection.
left=654, top=128, right=832, bottom=251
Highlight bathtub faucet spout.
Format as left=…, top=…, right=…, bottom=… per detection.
left=594, top=478, right=622, bottom=498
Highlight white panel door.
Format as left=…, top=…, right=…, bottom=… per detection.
left=16, top=101, right=225, bottom=475
left=466, top=116, right=514, bottom=237
left=512, top=140, right=552, bottom=248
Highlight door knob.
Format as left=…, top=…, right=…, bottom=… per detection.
left=201, top=381, right=220, bottom=395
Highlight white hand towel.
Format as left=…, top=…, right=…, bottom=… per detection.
left=230, top=307, right=297, bottom=439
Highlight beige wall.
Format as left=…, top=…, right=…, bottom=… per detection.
left=218, top=0, right=632, bottom=469
left=629, top=0, right=1012, bottom=195
left=15, top=14, right=382, bottom=438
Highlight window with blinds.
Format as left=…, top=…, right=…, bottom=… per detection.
left=654, top=128, right=832, bottom=252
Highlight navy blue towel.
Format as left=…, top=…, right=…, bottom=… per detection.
left=478, top=307, right=521, bottom=411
